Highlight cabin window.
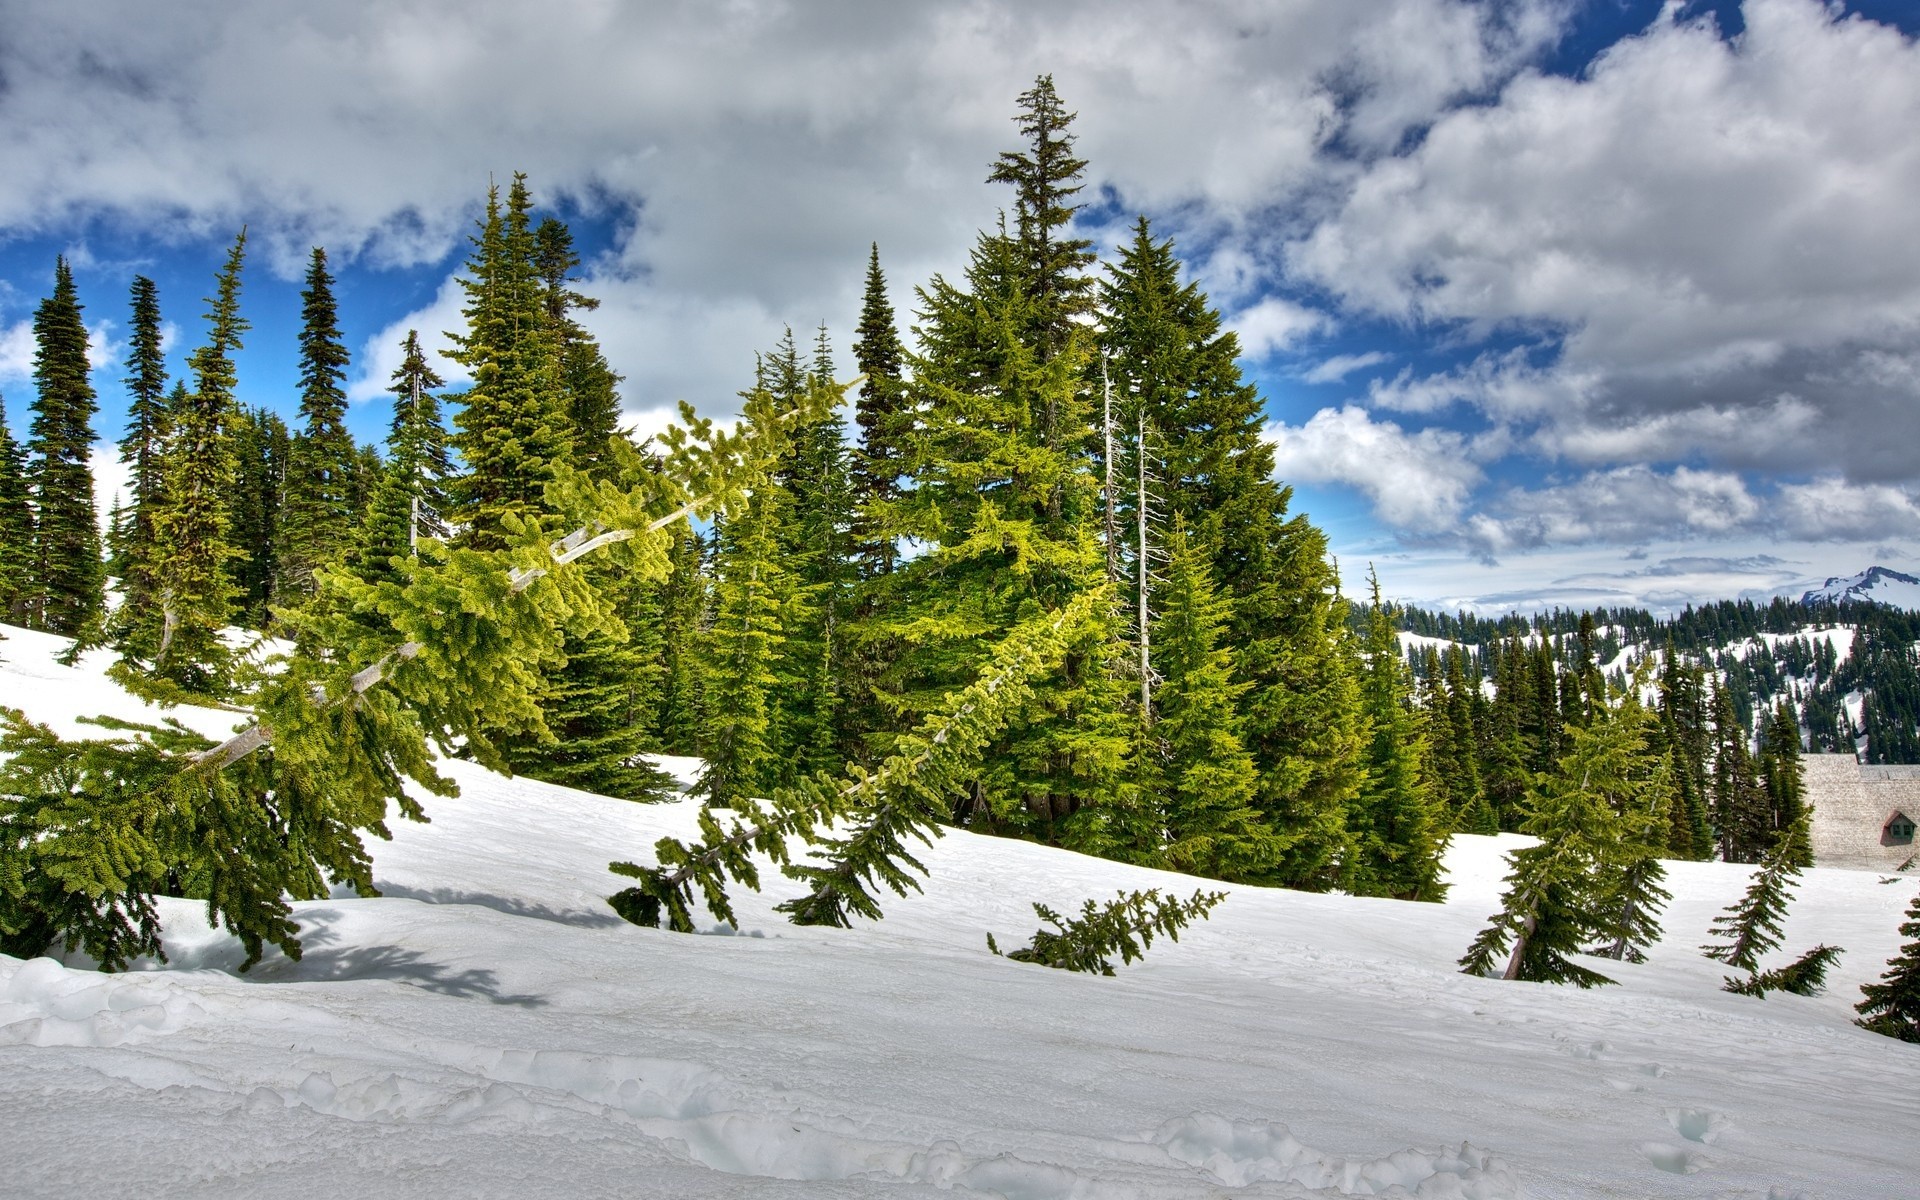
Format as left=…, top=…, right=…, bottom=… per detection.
left=1886, top=813, right=1916, bottom=846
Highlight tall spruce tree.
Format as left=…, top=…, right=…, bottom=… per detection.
left=653, top=524, right=709, bottom=755
left=227, top=406, right=290, bottom=628
left=148, top=231, right=248, bottom=691
left=25, top=256, right=104, bottom=636
left=1148, top=516, right=1278, bottom=879
left=0, top=391, right=30, bottom=623
left=448, top=175, right=567, bottom=548
left=277, top=247, right=357, bottom=596
left=988, top=74, right=1096, bottom=365
left=1347, top=568, right=1448, bottom=901
left=851, top=243, right=909, bottom=578
left=1710, top=680, right=1770, bottom=862
left=1759, top=700, right=1810, bottom=864
left=355, top=330, right=452, bottom=582
left=1097, top=216, right=1363, bottom=890
left=696, top=482, right=788, bottom=809
left=115, top=276, right=169, bottom=614
left=535, top=216, right=622, bottom=476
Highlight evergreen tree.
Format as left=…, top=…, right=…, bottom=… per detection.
left=0, top=391, right=31, bottom=623
left=653, top=524, right=708, bottom=755
left=1148, top=516, right=1277, bottom=880
left=148, top=231, right=249, bottom=691
left=1347, top=568, right=1448, bottom=901
left=1655, top=645, right=1715, bottom=860
left=1710, top=680, right=1771, bottom=862
left=115, top=275, right=169, bottom=616
left=226, top=406, right=289, bottom=628
left=1482, top=636, right=1538, bottom=829
left=987, top=73, right=1095, bottom=364
left=355, top=330, right=452, bottom=583
left=1703, top=813, right=1810, bottom=974
left=1098, top=216, right=1363, bottom=888
left=851, top=243, right=910, bottom=578
left=535, top=216, right=622, bottom=475
left=1759, top=699, right=1809, bottom=863
left=1441, top=649, right=1495, bottom=832
left=25, top=256, right=104, bottom=636
left=696, top=483, right=787, bottom=808
left=1856, top=889, right=1920, bottom=1042
left=1460, top=699, right=1660, bottom=987
left=277, top=247, right=356, bottom=596
left=447, top=175, right=567, bottom=549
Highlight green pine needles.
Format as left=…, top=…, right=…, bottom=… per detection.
left=1856, top=889, right=1920, bottom=1041
left=1705, top=816, right=1844, bottom=997
left=609, top=588, right=1106, bottom=933
left=988, top=887, right=1225, bottom=976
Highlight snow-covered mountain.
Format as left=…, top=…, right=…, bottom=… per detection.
left=4, top=625, right=1919, bottom=1197
left=1800, top=565, right=1920, bottom=611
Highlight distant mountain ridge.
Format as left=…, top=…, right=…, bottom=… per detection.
left=1801, top=566, right=1920, bottom=611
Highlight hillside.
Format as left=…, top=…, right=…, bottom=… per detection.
left=3, top=625, right=1919, bottom=1198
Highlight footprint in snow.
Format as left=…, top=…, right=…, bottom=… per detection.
left=1638, top=1141, right=1713, bottom=1174
left=1664, top=1107, right=1730, bottom=1145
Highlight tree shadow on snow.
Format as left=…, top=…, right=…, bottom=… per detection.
left=373, top=882, right=626, bottom=929
left=270, top=942, right=548, bottom=1008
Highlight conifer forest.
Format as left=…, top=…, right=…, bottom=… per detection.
left=1, top=77, right=1917, bottom=1055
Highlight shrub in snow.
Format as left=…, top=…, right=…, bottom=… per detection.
left=987, top=887, right=1225, bottom=975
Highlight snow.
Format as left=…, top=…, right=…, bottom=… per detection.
left=1801, top=567, right=1920, bottom=613
left=4, top=626, right=1920, bottom=1198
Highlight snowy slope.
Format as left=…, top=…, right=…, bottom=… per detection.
left=3, top=628, right=1920, bottom=1198
left=1801, top=566, right=1920, bottom=612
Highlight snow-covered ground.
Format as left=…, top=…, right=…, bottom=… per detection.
left=4, top=626, right=1919, bottom=1198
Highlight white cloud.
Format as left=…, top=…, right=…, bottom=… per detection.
left=1265, top=405, right=1482, bottom=531
left=1366, top=349, right=1602, bottom=419
left=1299, top=351, right=1392, bottom=385
left=1232, top=296, right=1332, bottom=361
left=1776, top=477, right=1920, bottom=542
left=0, top=321, right=32, bottom=382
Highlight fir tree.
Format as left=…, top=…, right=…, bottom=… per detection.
left=851, top=243, right=909, bottom=577
left=355, top=330, right=451, bottom=583
left=148, top=230, right=248, bottom=691
left=0, top=391, right=31, bottom=623
left=115, top=275, right=169, bottom=617
left=25, top=256, right=104, bottom=636
left=1759, top=699, right=1809, bottom=864
left=1703, top=814, right=1810, bottom=974
left=1461, top=700, right=1660, bottom=987
left=1347, top=567, right=1448, bottom=901
left=1856, top=889, right=1920, bottom=1041
left=535, top=216, right=622, bottom=475
left=277, top=247, right=357, bottom=596
left=1710, top=680, right=1770, bottom=863
left=1098, top=216, right=1363, bottom=889
left=696, top=483, right=787, bottom=809
left=1148, top=517, right=1277, bottom=880
left=447, top=175, right=567, bottom=549
left=226, top=406, right=289, bottom=628
left=987, top=73, right=1095, bottom=364
left=653, top=524, right=708, bottom=755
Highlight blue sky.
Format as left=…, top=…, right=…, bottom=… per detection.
left=1, top=0, right=1915, bottom=615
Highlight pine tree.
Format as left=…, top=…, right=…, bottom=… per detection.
left=1098, top=216, right=1363, bottom=889
left=148, top=230, right=249, bottom=691
left=1347, top=568, right=1448, bottom=901
left=1710, top=680, right=1770, bottom=862
left=1148, top=517, right=1278, bottom=880
left=115, top=276, right=169, bottom=618
left=987, top=73, right=1095, bottom=364
left=0, top=391, right=31, bottom=624
left=355, top=330, right=452, bottom=583
left=851, top=243, right=909, bottom=578
left=1856, top=889, right=1920, bottom=1042
left=226, top=406, right=289, bottom=628
left=653, top=524, right=708, bottom=755
left=1759, top=699, right=1809, bottom=863
left=25, top=256, right=104, bottom=636
left=277, top=247, right=357, bottom=596
left=696, top=484, right=787, bottom=809
left=1460, top=701, right=1657, bottom=987
left=1703, top=814, right=1809, bottom=974
left=535, top=216, right=622, bottom=476
left=447, top=175, right=567, bottom=549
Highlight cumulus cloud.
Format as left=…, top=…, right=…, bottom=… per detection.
left=1265, top=405, right=1482, bottom=531
left=0, top=0, right=1572, bottom=414
left=1775, top=477, right=1920, bottom=542
left=1231, top=296, right=1333, bottom=361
